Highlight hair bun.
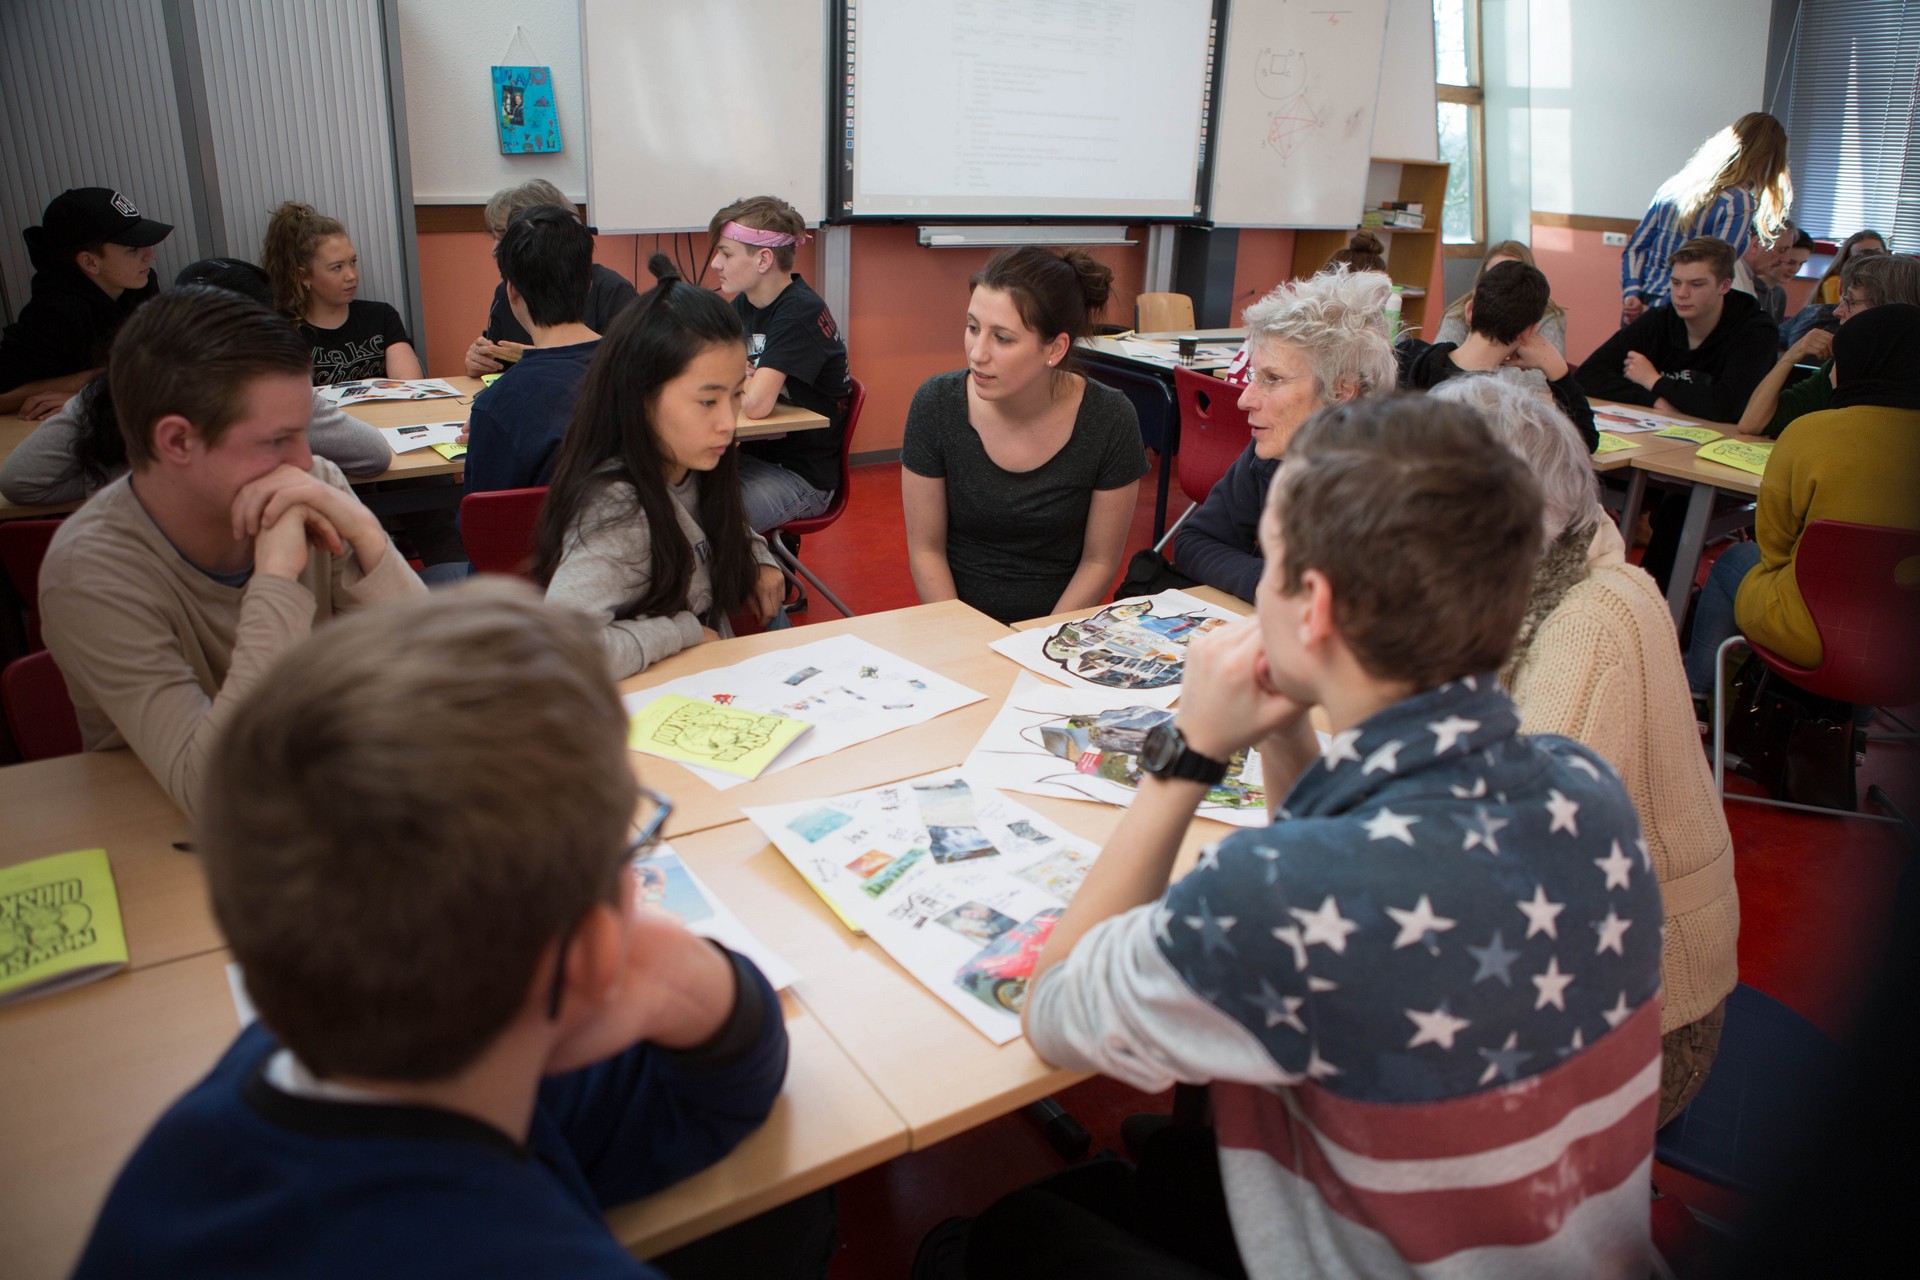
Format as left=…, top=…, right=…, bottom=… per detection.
left=1349, top=231, right=1385, bottom=254
left=1058, top=247, right=1114, bottom=313
left=646, top=252, right=680, bottom=282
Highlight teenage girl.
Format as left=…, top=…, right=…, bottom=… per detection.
left=901, top=246, right=1146, bottom=625
left=532, top=271, right=786, bottom=678
left=262, top=201, right=423, bottom=385
left=1620, top=113, right=1792, bottom=322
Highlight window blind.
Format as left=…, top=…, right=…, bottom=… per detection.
left=1771, top=0, right=1920, bottom=249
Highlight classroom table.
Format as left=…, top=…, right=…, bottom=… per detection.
left=617, top=600, right=1017, bottom=839
left=1628, top=444, right=1763, bottom=625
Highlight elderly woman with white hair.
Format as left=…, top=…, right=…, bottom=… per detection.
left=1172, top=268, right=1398, bottom=600
left=1432, top=373, right=1739, bottom=1128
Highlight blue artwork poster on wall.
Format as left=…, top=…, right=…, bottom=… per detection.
left=492, top=65, right=561, bottom=154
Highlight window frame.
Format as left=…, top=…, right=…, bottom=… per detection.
left=1436, top=0, right=1487, bottom=258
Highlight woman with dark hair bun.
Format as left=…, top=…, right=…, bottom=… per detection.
left=901, top=246, right=1147, bottom=625
left=534, top=264, right=786, bottom=678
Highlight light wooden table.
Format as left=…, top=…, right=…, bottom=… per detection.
left=1627, top=442, right=1762, bottom=625
left=617, top=601, right=1016, bottom=839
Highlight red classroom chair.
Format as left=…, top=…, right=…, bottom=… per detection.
left=0, top=517, right=67, bottom=651
left=1158, top=366, right=1257, bottom=554
left=770, top=376, right=867, bottom=618
left=459, top=487, right=548, bottom=579
left=2, top=648, right=83, bottom=760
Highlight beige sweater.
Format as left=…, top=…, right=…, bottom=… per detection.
left=39, top=459, right=425, bottom=815
left=1508, top=521, right=1738, bottom=1032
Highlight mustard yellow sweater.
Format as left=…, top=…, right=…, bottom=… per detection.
left=1736, top=404, right=1920, bottom=668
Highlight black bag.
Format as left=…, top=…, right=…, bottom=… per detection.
left=1114, top=549, right=1198, bottom=600
left=1722, top=654, right=1861, bottom=810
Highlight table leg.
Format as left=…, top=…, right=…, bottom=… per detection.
left=1666, top=481, right=1716, bottom=626
left=1615, top=469, right=1648, bottom=540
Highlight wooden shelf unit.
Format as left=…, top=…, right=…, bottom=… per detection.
left=1289, top=158, right=1449, bottom=340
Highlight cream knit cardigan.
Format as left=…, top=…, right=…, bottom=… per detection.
left=1508, top=521, right=1739, bottom=1032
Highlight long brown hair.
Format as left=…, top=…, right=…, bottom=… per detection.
left=1655, top=112, right=1793, bottom=245
left=1815, top=229, right=1889, bottom=296
left=531, top=272, right=758, bottom=623
left=260, top=201, right=346, bottom=317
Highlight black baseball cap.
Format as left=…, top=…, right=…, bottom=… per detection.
left=34, top=188, right=173, bottom=253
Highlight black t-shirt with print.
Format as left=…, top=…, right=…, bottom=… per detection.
left=732, top=275, right=851, bottom=495
left=301, top=300, right=411, bottom=386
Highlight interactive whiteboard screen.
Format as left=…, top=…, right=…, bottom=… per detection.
left=844, top=0, right=1216, bottom=220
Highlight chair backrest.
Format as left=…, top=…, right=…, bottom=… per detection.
left=2, top=649, right=83, bottom=760
left=458, top=487, right=548, bottom=578
left=1792, top=519, right=1920, bottom=706
left=1084, top=362, right=1177, bottom=457
left=779, top=376, right=867, bottom=538
left=0, top=517, right=66, bottom=651
left=1135, top=292, right=1195, bottom=333
left=1171, top=366, right=1256, bottom=509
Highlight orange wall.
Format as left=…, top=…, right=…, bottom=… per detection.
left=1528, top=224, right=1628, bottom=366
left=1228, top=229, right=1298, bottom=319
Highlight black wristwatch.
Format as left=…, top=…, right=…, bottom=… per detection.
left=1139, top=722, right=1229, bottom=787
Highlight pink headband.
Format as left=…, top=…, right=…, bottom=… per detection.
left=721, top=220, right=810, bottom=249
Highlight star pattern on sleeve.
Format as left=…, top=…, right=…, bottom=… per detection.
left=1545, top=789, right=1580, bottom=836
left=1517, top=884, right=1566, bottom=939
left=1405, top=1003, right=1472, bottom=1050
left=1184, top=897, right=1238, bottom=958
left=1531, top=956, right=1574, bottom=1011
left=1593, top=909, right=1632, bottom=956
left=1289, top=896, right=1359, bottom=955
left=1465, top=930, right=1520, bottom=986
left=1385, top=895, right=1457, bottom=952
left=1361, top=807, right=1420, bottom=846
left=1361, top=739, right=1404, bottom=775
left=1322, top=728, right=1363, bottom=770
left=1428, top=715, right=1481, bottom=755
left=1594, top=841, right=1634, bottom=890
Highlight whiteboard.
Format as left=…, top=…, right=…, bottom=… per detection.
left=579, top=0, right=828, bottom=232
left=845, top=0, right=1214, bottom=220
left=1371, top=0, right=1439, bottom=162
left=1209, top=0, right=1391, bottom=228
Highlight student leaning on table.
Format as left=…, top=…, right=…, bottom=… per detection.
left=38, top=287, right=424, bottom=815
left=928, top=397, right=1663, bottom=1279
left=1171, top=268, right=1397, bottom=604
left=1432, top=374, right=1737, bottom=1129
left=534, top=273, right=786, bottom=679
left=902, top=245, right=1147, bottom=625
left=73, top=583, right=816, bottom=1279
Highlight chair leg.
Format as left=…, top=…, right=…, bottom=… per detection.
left=772, top=541, right=855, bottom=619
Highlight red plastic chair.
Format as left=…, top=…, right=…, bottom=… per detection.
left=770, top=376, right=866, bottom=618
left=0, top=517, right=67, bottom=651
left=1712, top=520, right=1920, bottom=818
left=1159, top=366, right=1257, bottom=554
left=459, top=487, right=548, bottom=578
left=2, top=649, right=83, bottom=760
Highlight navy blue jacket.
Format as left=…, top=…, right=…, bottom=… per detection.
left=464, top=340, right=598, bottom=495
left=74, top=950, right=787, bottom=1278
left=1170, top=441, right=1279, bottom=603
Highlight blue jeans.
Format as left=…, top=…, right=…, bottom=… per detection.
left=1683, top=541, right=1762, bottom=694
left=739, top=454, right=832, bottom=535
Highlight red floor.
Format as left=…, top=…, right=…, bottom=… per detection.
left=780, top=457, right=1913, bottom=1278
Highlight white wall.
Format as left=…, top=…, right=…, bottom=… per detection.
left=1527, top=0, right=1770, bottom=219
left=397, top=0, right=584, bottom=203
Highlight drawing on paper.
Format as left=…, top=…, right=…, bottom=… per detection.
left=1254, top=47, right=1322, bottom=161
left=645, top=702, right=789, bottom=764
left=1041, top=599, right=1228, bottom=690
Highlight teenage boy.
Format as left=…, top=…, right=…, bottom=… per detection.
left=463, top=206, right=602, bottom=495
left=706, top=196, right=852, bottom=534
left=74, top=583, right=797, bottom=1277
left=1400, top=259, right=1598, bottom=450
left=39, top=286, right=424, bottom=816
left=1577, top=236, right=1778, bottom=424
left=0, top=187, right=171, bottom=418
left=947, top=397, right=1664, bottom=1278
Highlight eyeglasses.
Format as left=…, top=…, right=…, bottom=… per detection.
left=1248, top=369, right=1313, bottom=391
left=545, top=787, right=675, bottom=1020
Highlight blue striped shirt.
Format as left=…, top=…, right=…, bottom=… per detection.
left=1620, top=186, right=1756, bottom=304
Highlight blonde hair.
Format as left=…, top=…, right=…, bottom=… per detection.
left=1242, top=266, right=1398, bottom=403
left=197, top=580, right=639, bottom=1081
left=260, top=201, right=347, bottom=316
left=484, top=179, right=576, bottom=237
left=707, top=194, right=809, bottom=272
left=1438, top=240, right=1567, bottom=331
left=1654, top=112, right=1793, bottom=247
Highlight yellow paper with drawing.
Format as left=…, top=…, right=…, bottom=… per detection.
left=628, top=694, right=812, bottom=779
left=1653, top=424, right=1724, bottom=444
left=1594, top=432, right=1639, bottom=455
left=1696, top=438, right=1774, bottom=476
left=0, top=848, right=128, bottom=1006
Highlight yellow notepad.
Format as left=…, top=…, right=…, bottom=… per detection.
left=628, top=694, right=811, bottom=779
left=1594, top=432, right=1639, bottom=455
left=1653, top=424, right=1725, bottom=444
left=1696, top=438, right=1774, bottom=476
left=431, top=441, right=467, bottom=461
left=479, top=372, right=503, bottom=386
left=0, top=848, right=128, bottom=1006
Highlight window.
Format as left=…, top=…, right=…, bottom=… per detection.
left=1772, top=0, right=1920, bottom=250
left=1434, top=0, right=1485, bottom=252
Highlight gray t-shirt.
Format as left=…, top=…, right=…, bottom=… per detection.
left=901, top=370, right=1146, bottom=624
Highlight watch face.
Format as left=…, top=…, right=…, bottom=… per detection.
left=1140, top=722, right=1177, bottom=772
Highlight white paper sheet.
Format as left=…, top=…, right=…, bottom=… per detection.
left=744, top=770, right=1105, bottom=1043
left=621, top=635, right=985, bottom=791
left=964, top=673, right=1273, bottom=827
left=319, top=377, right=462, bottom=407
left=634, top=844, right=798, bottom=990
left=376, top=421, right=466, bottom=452
left=988, top=590, right=1242, bottom=706
left=1592, top=405, right=1682, bottom=432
